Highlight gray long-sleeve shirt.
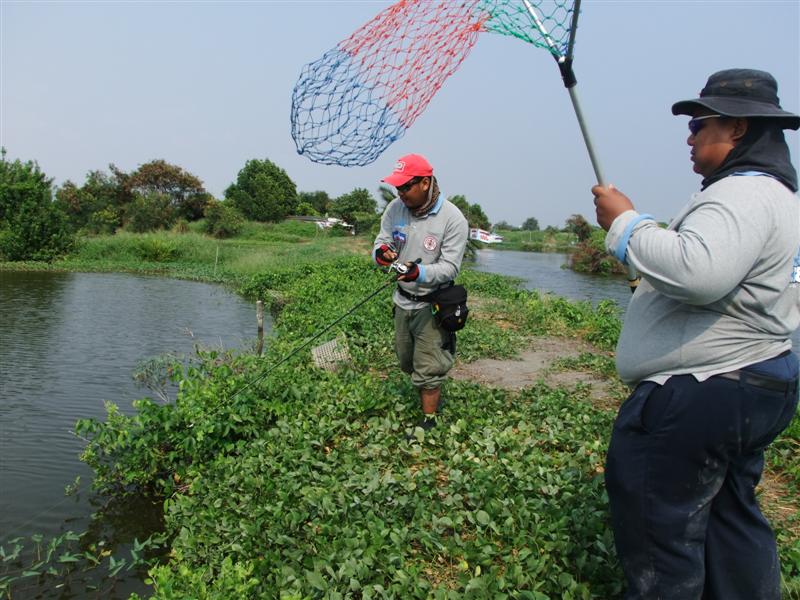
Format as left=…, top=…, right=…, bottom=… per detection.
left=373, top=196, right=469, bottom=310
left=606, top=175, right=800, bottom=385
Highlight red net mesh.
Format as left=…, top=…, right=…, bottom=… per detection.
left=291, top=0, right=576, bottom=166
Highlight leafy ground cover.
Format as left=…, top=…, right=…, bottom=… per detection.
left=61, top=257, right=800, bottom=599
left=3, top=239, right=798, bottom=598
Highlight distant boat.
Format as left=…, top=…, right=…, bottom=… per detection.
left=469, top=228, right=504, bottom=244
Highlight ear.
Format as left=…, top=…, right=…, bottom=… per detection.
left=420, top=176, right=431, bottom=191
left=731, top=118, right=748, bottom=142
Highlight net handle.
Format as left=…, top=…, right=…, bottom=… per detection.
left=523, top=0, right=640, bottom=292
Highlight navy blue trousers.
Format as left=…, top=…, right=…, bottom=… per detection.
left=605, top=373, right=799, bottom=600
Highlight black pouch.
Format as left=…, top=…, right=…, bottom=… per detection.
left=431, top=283, right=469, bottom=332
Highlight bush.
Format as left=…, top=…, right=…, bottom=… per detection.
left=569, top=229, right=624, bottom=275
left=135, top=236, right=179, bottom=262
left=85, top=207, right=121, bottom=235
left=295, top=201, right=318, bottom=216
left=0, top=151, right=74, bottom=261
left=204, top=200, right=244, bottom=239
left=350, top=210, right=380, bottom=236
left=125, top=192, right=176, bottom=233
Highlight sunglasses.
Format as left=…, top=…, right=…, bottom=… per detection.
left=396, top=177, right=422, bottom=194
left=688, top=114, right=722, bottom=136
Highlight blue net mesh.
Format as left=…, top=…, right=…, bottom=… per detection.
left=290, top=0, right=577, bottom=167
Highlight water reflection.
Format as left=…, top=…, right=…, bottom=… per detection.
left=0, top=271, right=266, bottom=597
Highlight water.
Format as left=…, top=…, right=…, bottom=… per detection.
left=471, top=249, right=800, bottom=359
left=0, top=271, right=266, bottom=597
left=472, top=249, right=633, bottom=309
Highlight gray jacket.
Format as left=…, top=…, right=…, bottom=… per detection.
left=606, top=175, right=800, bottom=385
left=373, top=196, right=469, bottom=310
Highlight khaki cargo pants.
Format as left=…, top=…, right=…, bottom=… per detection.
left=394, top=305, right=455, bottom=388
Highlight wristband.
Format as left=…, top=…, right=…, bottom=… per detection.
left=614, top=214, right=655, bottom=263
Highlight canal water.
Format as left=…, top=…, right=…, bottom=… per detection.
left=0, top=271, right=263, bottom=598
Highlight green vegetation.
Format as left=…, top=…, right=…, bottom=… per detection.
left=4, top=244, right=796, bottom=598
left=65, top=258, right=627, bottom=599
left=0, top=150, right=74, bottom=261
left=568, top=229, right=626, bottom=276
left=225, top=159, right=298, bottom=222
left=0, top=222, right=368, bottom=283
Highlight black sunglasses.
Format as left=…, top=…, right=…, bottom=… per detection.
left=396, top=177, right=423, bottom=194
left=688, top=114, right=722, bottom=136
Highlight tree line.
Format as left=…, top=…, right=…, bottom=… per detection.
left=0, top=150, right=497, bottom=262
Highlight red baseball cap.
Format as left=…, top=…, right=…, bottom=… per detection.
left=382, top=154, right=433, bottom=186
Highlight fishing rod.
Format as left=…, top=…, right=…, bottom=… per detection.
left=231, top=259, right=419, bottom=400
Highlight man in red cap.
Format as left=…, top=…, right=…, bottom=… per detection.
left=373, top=153, right=469, bottom=431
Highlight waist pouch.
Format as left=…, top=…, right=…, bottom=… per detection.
left=397, top=282, right=469, bottom=332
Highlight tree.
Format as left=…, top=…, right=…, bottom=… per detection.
left=125, top=192, right=176, bottom=233
left=521, top=217, right=540, bottom=231
left=0, top=150, right=74, bottom=261
left=449, top=195, right=491, bottom=230
left=204, top=199, right=244, bottom=239
left=295, top=202, right=318, bottom=216
left=298, top=190, right=331, bottom=215
left=55, top=170, right=123, bottom=233
left=564, top=214, right=593, bottom=242
left=225, top=159, right=298, bottom=222
left=125, top=159, right=208, bottom=221
left=330, top=188, right=377, bottom=224
left=493, top=220, right=518, bottom=231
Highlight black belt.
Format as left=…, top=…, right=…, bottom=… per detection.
left=716, top=370, right=798, bottom=393
left=396, top=286, right=435, bottom=303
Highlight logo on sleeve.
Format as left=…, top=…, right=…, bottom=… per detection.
left=423, top=235, right=438, bottom=252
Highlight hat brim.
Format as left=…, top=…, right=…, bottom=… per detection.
left=382, top=173, right=415, bottom=187
left=672, top=97, right=800, bottom=130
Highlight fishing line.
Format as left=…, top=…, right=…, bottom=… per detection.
left=229, top=260, right=417, bottom=401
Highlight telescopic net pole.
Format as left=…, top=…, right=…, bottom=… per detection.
left=522, top=0, right=640, bottom=293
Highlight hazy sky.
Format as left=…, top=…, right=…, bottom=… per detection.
left=2, top=0, right=798, bottom=228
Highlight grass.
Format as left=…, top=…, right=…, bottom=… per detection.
left=0, top=222, right=371, bottom=284
left=487, top=230, right=577, bottom=253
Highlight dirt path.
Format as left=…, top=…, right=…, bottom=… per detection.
left=450, top=335, right=624, bottom=410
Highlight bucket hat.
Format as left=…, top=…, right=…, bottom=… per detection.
left=672, top=68, right=799, bottom=130
left=382, top=154, right=433, bottom=186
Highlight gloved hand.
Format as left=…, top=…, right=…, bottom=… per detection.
left=375, top=244, right=396, bottom=266
left=397, top=261, right=420, bottom=282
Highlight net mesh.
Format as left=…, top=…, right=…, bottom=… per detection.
left=310, top=336, right=351, bottom=371
left=291, top=0, right=576, bottom=167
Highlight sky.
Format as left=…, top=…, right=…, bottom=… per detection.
left=2, top=0, right=798, bottom=229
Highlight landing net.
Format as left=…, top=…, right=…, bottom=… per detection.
left=290, top=0, right=576, bottom=167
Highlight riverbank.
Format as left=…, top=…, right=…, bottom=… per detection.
left=2, top=232, right=798, bottom=598
left=0, top=221, right=372, bottom=289
left=474, top=229, right=577, bottom=253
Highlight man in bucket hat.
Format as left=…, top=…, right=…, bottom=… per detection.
left=593, top=69, right=799, bottom=599
left=372, top=154, right=468, bottom=432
